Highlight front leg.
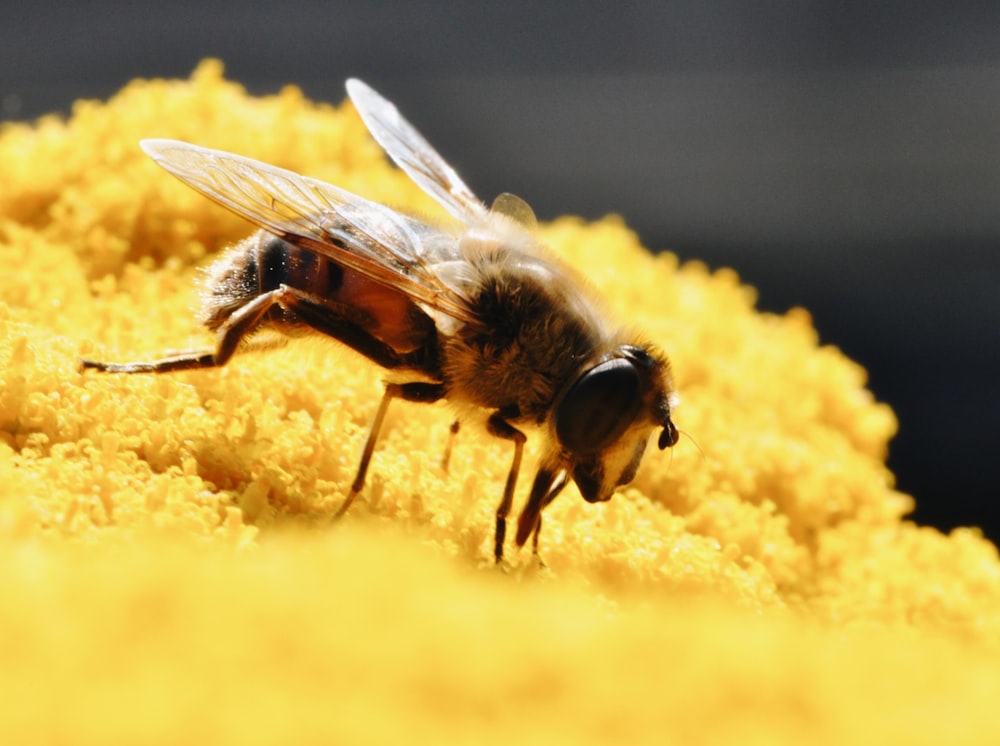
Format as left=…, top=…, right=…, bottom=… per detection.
left=487, top=409, right=527, bottom=563
left=516, top=468, right=568, bottom=556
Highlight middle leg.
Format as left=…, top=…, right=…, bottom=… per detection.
left=487, top=411, right=527, bottom=563
left=333, top=381, right=446, bottom=519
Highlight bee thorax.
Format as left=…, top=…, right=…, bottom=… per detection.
left=442, top=256, right=610, bottom=422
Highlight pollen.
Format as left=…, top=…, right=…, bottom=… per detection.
left=2, top=60, right=999, bottom=744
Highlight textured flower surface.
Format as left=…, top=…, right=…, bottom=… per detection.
left=1, top=61, right=998, bottom=744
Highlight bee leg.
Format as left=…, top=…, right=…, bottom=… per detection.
left=531, top=515, right=545, bottom=566
left=80, top=351, right=216, bottom=374
left=516, top=469, right=568, bottom=559
left=440, top=420, right=461, bottom=474
left=334, top=381, right=445, bottom=520
left=531, top=512, right=546, bottom=554
left=80, top=286, right=291, bottom=373
left=82, top=284, right=432, bottom=376
left=486, top=411, right=526, bottom=563
left=269, top=285, right=437, bottom=374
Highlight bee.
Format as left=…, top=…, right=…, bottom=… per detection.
left=82, top=79, right=680, bottom=561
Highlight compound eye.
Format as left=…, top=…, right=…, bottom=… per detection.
left=555, top=359, right=643, bottom=455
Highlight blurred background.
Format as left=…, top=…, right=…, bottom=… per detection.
left=3, top=1, right=998, bottom=542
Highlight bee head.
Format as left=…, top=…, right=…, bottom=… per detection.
left=553, top=345, right=678, bottom=503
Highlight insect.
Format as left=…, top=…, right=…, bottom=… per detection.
left=82, top=79, right=680, bottom=561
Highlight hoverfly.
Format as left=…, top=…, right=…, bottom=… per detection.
left=82, top=79, right=680, bottom=562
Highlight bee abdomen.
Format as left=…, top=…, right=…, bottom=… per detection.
left=256, top=233, right=343, bottom=295
left=201, top=232, right=342, bottom=332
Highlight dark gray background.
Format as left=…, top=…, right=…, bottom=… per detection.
left=4, top=1, right=998, bottom=541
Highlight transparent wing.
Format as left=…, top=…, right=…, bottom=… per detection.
left=140, top=139, right=478, bottom=325
left=346, top=78, right=488, bottom=224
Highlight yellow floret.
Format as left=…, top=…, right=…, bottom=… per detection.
left=1, top=60, right=998, bottom=743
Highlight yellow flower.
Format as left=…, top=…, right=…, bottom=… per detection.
left=1, top=60, right=998, bottom=744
